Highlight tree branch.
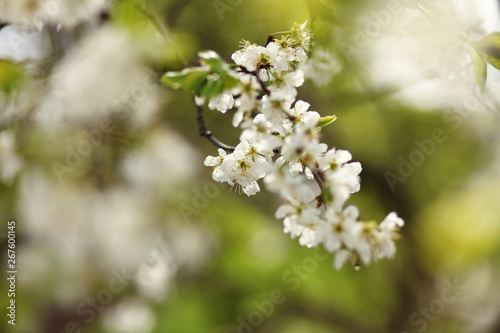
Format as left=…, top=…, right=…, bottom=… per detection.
left=237, top=66, right=270, bottom=95
left=312, top=168, right=325, bottom=192
left=299, top=158, right=325, bottom=192
left=195, top=100, right=235, bottom=152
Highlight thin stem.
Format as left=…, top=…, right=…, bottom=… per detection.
left=135, top=1, right=189, bottom=66
left=299, top=158, right=325, bottom=192
left=237, top=66, right=270, bottom=95
left=312, top=168, right=325, bottom=192
left=195, top=99, right=235, bottom=152
left=271, top=30, right=291, bottom=36
left=265, top=34, right=275, bottom=46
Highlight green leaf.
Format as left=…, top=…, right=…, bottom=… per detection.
left=161, top=68, right=207, bottom=95
left=198, top=51, right=225, bottom=73
left=316, top=115, right=337, bottom=128
left=162, top=50, right=240, bottom=98
left=0, top=60, right=23, bottom=94
left=321, top=188, right=332, bottom=203
left=474, top=32, right=500, bottom=70
left=472, top=49, right=487, bottom=92
left=200, top=77, right=223, bottom=98
left=220, top=72, right=239, bottom=90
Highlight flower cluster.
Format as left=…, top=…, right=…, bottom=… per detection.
left=164, top=22, right=404, bottom=269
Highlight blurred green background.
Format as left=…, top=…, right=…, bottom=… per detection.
left=1, top=0, right=500, bottom=332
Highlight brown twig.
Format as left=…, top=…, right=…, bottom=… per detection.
left=312, top=168, right=325, bottom=192
left=195, top=100, right=235, bottom=152
left=237, top=66, right=270, bottom=95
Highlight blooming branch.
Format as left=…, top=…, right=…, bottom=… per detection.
left=162, top=22, right=404, bottom=270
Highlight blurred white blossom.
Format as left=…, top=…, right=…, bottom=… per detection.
left=0, top=130, right=23, bottom=184
left=358, top=0, right=500, bottom=110
left=18, top=169, right=154, bottom=275
left=35, top=25, right=160, bottom=128
left=102, top=298, right=155, bottom=333
left=0, top=0, right=108, bottom=29
left=136, top=244, right=176, bottom=302
left=121, top=129, right=199, bottom=194
left=301, top=48, right=342, bottom=87
left=448, top=265, right=500, bottom=332
left=0, top=25, right=51, bottom=61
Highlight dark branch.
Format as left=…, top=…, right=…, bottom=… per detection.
left=299, top=158, right=325, bottom=193
left=265, top=34, right=275, bottom=46
left=195, top=100, right=235, bottom=152
left=98, top=11, right=110, bottom=24
left=312, top=168, right=325, bottom=192
left=237, top=66, right=270, bottom=95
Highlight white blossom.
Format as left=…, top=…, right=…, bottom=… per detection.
left=204, top=148, right=230, bottom=183
left=231, top=74, right=261, bottom=127
left=197, top=22, right=404, bottom=269
left=208, top=92, right=234, bottom=113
